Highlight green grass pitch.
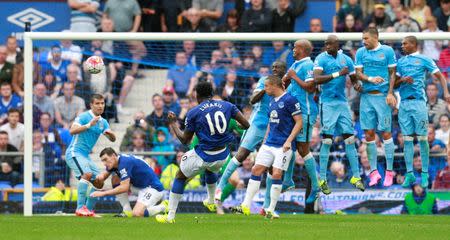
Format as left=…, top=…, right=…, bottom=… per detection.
left=1, top=214, right=449, bottom=240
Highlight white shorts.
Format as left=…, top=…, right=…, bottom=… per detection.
left=180, top=149, right=228, bottom=178
left=255, top=145, right=293, bottom=171
left=130, top=186, right=164, bottom=208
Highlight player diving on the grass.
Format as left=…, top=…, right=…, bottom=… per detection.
left=313, top=35, right=365, bottom=194
left=230, top=75, right=303, bottom=219
left=155, top=81, right=249, bottom=223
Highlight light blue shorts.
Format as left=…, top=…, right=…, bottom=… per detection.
left=399, top=99, right=428, bottom=136
left=296, top=114, right=316, bottom=143
left=320, top=101, right=354, bottom=136
left=360, top=93, right=392, bottom=132
left=65, top=151, right=100, bottom=180
left=239, top=124, right=267, bottom=151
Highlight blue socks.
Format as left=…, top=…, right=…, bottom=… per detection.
left=77, top=179, right=89, bottom=210
left=384, top=138, right=395, bottom=171
left=304, top=153, right=319, bottom=190
left=344, top=136, right=360, bottom=178
left=404, top=136, right=414, bottom=173
left=418, top=136, right=430, bottom=173
left=218, top=157, right=240, bottom=189
left=172, top=178, right=186, bottom=194
left=263, top=175, right=272, bottom=209
left=367, top=141, right=378, bottom=172
left=319, top=139, right=332, bottom=180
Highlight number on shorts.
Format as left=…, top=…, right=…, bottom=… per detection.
left=283, top=156, right=287, bottom=163
left=420, top=120, right=427, bottom=130
left=205, top=111, right=227, bottom=135
left=144, top=192, right=151, bottom=200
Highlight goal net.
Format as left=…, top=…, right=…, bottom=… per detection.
left=20, top=32, right=450, bottom=216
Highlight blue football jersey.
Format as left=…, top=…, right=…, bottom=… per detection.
left=355, top=43, right=396, bottom=93
left=248, top=76, right=272, bottom=129
left=286, top=57, right=318, bottom=116
left=67, top=110, right=110, bottom=156
left=110, top=154, right=163, bottom=191
left=265, top=93, right=302, bottom=148
left=314, top=51, right=355, bottom=103
left=397, top=52, right=439, bottom=101
left=185, top=100, right=239, bottom=162
left=0, top=94, right=23, bottom=118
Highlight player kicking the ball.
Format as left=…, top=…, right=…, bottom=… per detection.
left=156, top=81, right=249, bottom=223
left=231, top=75, right=303, bottom=219
left=90, top=148, right=168, bottom=217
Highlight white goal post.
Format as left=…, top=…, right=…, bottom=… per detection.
left=23, top=31, right=450, bottom=216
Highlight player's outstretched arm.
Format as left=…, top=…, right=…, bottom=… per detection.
left=69, top=116, right=100, bottom=135
left=434, top=71, right=450, bottom=103
left=250, top=89, right=266, bottom=105
left=283, top=114, right=303, bottom=152
left=90, top=178, right=130, bottom=198
left=234, top=111, right=250, bottom=130
left=104, top=129, right=116, bottom=142
left=287, top=69, right=315, bottom=93
left=386, top=67, right=397, bottom=107
left=168, top=111, right=194, bottom=144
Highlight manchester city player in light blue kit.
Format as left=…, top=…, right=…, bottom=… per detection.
left=313, top=35, right=365, bottom=194
left=282, top=39, right=320, bottom=203
left=90, top=148, right=167, bottom=217
left=156, top=81, right=249, bottom=223
left=231, top=75, right=303, bottom=219
left=65, top=94, right=116, bottom=217
left=355, top=27, right=397, bottom=187
left=215, top=62, right=286, bottom=209
left=395, top=36, right=450, bottom=188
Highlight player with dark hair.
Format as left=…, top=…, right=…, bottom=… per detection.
left=65, top=93, right=116, bottom=216
left=396, top=36, right=450, bottom=188
left=156, top=81, right=249, bottom=223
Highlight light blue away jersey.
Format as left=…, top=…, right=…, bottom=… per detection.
left=286, top=57, right=318, bottom=116
left=314, top=50, right=355, bottom=102
left=249, top=76, right=272, bottom=129
left=67, top=110, right=109, bottom=156
left=355, top=43, right=397, bottom=94
left=396, top=52, right=440, bottom=101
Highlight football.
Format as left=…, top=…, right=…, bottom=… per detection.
left=84, top=55, right=105, bottom=74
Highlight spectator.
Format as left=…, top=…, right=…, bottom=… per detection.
left=336, top=13, right=364, bottom=32
left=42, top=179, right=77, bottom=201
left=5, top=36, right=23, bottom=65
left=217, top=70, right=248, bottom=110
left=238, top=52, right=257, bottom=79
left=33, top=83, right=54, bottom=119
left=177, top=97, right=190, bottom=128
left=327, top=161, right=354, bottom=189
left=120, top=111, right=154, bottom=151
left=0, top=161, right=20, bottom=187
left=438, top=46, right=449, bottom=78
left=103, top=0, right=146, bottom=76
left=166, top=52, right=196, bottom=98
left=363, top=3, right=393, bottom=31
left=189, top=61, right=215, bottom=96
left=47, top=38, right=83, bottom=65
left=402, top=183, right=437, bottom=214
left=272, top=0, right=306, bottom=32
left=108, top=61, right=135, bottom=116
left=216, top=9, right=241, bottom=32
left=138, top=0, right=166, bottom=32
left=54, top=82, right=85, bottom=129
left=435, top=114, right=450, bottom=145
left=41, top=70, right=59, bottom=99
left=309, top=18, right=324, bottom=32
left=32, top=130, right=43, bottom=181
left=433, top=0, right=450, bottom=31
left=160, top=150, right=201, bottom=190
left=210, top=50, right=228, bottom=87
left=192, top=0, right=224, bottom=31
left=433, top=150, right=450, bottom=189
left=182, top=40, right=202, bottom=67
left=68, top=0, right=100, bottom=32
left=241, top=0, right=272, bottom=32
left=152, top=127, right=175, bottom=170
left=0, top=45, right=14, bottom=85
left=67, top=64, right=91, bottom=108
left=162, top=86, right=181, bottom=116
left=218, top=41, right=241, bottom=67
left=262, top=41, right=290, bottom=66
left=0, top=109, right=24, bottom=151
left=393, top=7, right=421, bottom=32
left=146, top=94, right=168, bottom=128
left=39, top=112, right=65, bottom=157
left=426, top=83, right=448, bottom=126
left=252, top=45, right=264, bottom=70
left=336, top=0, right=363, bottom=25
left=181, top=8, right=211, bottom=32
left=422, top=16, right=446, bottom=62
left=428, top=125, right=447, bottom=153
left=0, top=131, right=19, bottom=169
left=409, top=0, right=432, bottom=29
left=40, top=45, right=70, bottom=84
left=384, top=0, right=402, bottom=22
left=0, top=82, right=22, bottom=124
left=126, top=130, right=151, bottom=153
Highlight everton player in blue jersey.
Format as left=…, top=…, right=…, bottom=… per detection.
left=396, top=36, right=450, bottom=188
left=282, top=39, right=320, bottom=203
left=355, top=27, right=397, bottom=187
left=215, top=62, right=286, bottom=208
left=90, top=148, right=167, bottom=217
left=156, top=81, right=249, bottom=223
left=65, top=94, right=116, bottom=217
left=231, top=75, right=303, bottom=218
left=313, top=35, right=365, bottom=194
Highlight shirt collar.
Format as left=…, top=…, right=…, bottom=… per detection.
left=369, top=42, right=382, bottom=52
left=274, top=92, right=286, bottom=102
left=409, top=51, right=420, bottom=56
left=88, top=110, right=95, bottom=117
left=295, top=56, right=311, bottom=63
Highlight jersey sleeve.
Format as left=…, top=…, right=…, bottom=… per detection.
left=386, top=47, right=397, bottom=68
left=255, top=77, right=265, bottom=91
left=287, top=97, right=302, bottom=116
left=185, top=110, right=196, bottom=132
left=396, top=59, right=403, bottom=77
left=423, top=57, right=440, bottom=74
left=102, top=119, right=110, bottom=133
left=346, top=55, right=356, bottom=75
left=119, top=165, right=131, bottom=182
left=303, top=62, right=314, bottom=82
left=355, top=48, right=363, bottom=68
left=229, top=103, right=240, bottom=118
left=313, top=55, right=324, bottom=71
left=73, top=113, right=88, bottom=126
